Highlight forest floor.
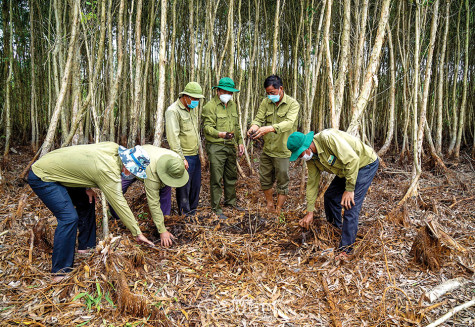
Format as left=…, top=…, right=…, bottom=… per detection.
left=0, top=146, right=474, bottom=327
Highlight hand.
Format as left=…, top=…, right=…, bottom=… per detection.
left=247, top=125, right=259, bottom=137
left=253, top=126, right=275, bottom=139
left=218, top=132, right=227, bottom=139
left=299, top=211, right=314, bottom=229
left=85, top=189, right=97, bottom=204
left=135, top=234, right=154, bottom=246
left=225, top=131, right=235, bottom=139
left=341, top=191, right=355, bottom=210
left=160, top=231, right=176, bottom=247
left=238, top=144, right=245, bottom=157
left=183, top=159, right=189, bottom=170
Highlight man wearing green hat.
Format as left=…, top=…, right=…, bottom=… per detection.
left=165, top=82, right=204, bottom=216
left=247, top=75, right=300, bottom=215
left=109, top=145, right=189, bottom=246
left=202, top=77, right=245, bottom=219
left=287, top=129, right=379, bottom=256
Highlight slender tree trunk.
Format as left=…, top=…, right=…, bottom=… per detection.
left=40, top=0, right=79, bottom=157
left=447, top=4, right=462, bottom=155
left=128, top=0, right=143, bottom=147
left=347, top=0, right=391, bottom=135
left=323, top=0, right=336, bottom=127
left=3, top=0, right=13, bottom=157
left=292, top=2, right=304, bottom=99
left=153, top=0, right=168, bottom=146
left=435, top=0, right=450, bottom=155
left=169, top=0, right=177, bottom=104
left=333, top=0, right=351, bottom=127
left=103, top=0, right=125, bottom=141
left=351, top=0, right=369, bottom=111
left=271, top=0, right=281, bottom=74
left=141, top=0, right=156, bottom=145
left=378, top=24, right=395, bottom=157
left=454, top=0, right=469, bottom=160
left=29, top=0, right=39, bottom=151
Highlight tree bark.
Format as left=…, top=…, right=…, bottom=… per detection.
left=40, top=0, right=79, bottom=157
left=153, top=0, right=168, bottom=146
left=3, top=0, right=13, bottom=157
left=347, top=0, right=391, bottom=135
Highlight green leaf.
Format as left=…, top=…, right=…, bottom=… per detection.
left=73, top=293, right=88, bottom=301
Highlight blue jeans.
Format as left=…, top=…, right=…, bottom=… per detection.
left=324, top=159, right=379, bottom=253
left=176, top=155, right=201, bottom=215
left=28, top=170, right=96, bottom=274
left=109, top=178, right=172, bottom=219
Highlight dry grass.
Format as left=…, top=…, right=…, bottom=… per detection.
left=0, top=147, right=474, bottom=326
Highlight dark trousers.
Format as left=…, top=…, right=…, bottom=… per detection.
left=206, top=143, right=237, bottom=214
left=109, top=178, right=172, bottom=219
left=176, top=154, right=201, bottom=215
left=27, top=170, right=96, bottom=274
left=324, top=159, right=379, bottom=253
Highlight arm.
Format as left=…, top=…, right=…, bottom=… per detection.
left=165, top=109, right=185, bottom=160
left=250, top=99, right=268, bottom=127
left=143, top=178, right=166, bottom=234
left=202, top=102, right=220, bottom=138
left=272, top=100, right=300, bottom=134
left=305, top=160, right=321, bottom=212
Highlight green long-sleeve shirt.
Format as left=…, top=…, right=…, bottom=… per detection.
left=251, top=94, right=300, bottom=158
left=140, top=145, right=180, bottom=234
left=305, top=129, right=377, bottom=212
left=165, top=99, right=200, bottom=160
left=202, top=95, right=243, bottom=146
left=31, top=142, right=143, bottom=236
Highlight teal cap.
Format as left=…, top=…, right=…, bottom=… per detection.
left=287, top=131, right=315, bottom=162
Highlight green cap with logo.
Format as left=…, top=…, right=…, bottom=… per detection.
left=287, top=131, right=315, bottom=162
left=156, top=154, right=189, bottom=187
left=179, top=82, right=205, bottom=99
left=212, top=77, right=240, bottom=93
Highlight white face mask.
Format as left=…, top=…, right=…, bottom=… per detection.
left=302, top=151, right=313, bottom=161
left=219, top=94, right=232, bottom=104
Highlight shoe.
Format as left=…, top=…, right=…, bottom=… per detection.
left=218, top=213, right=228, bottom=220
left=225, top=204, right=246, bottom=212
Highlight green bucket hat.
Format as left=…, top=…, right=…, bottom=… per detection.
left=287, top=131, right=315, bottom=162
left=179, top=82, right=205, bottom=99
left=156, top=154, right=189, bottom=188
left=212, top=77, right=240, bottom=93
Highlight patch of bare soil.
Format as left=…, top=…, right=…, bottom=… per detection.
left=0, top=147, right=474, bottom=326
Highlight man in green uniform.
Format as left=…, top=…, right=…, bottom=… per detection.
left=109, top=146, right=189, bottom=246
left=165, top=82, right=204, bottom=216
left=247, top=75, right=300, bottom=215
left=287, top=129, right=379, bottom=257
left=27, top=143, right=154, bottom=281
left=202, top=77, right=245, bottom=219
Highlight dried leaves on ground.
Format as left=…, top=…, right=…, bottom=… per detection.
left=0, top=148, right=474, bottom=326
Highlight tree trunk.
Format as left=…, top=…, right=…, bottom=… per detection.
left=128, top=0, right=143, bottom=147
left=347, top=0, right=391, bottom=135
left=323, top=0, right=336, bottom=128
left=3, top=0, right=13, bottom=157
left=435, top=0, right=450, bottom=155
left=271, top=0, right=281, bottom=74
left=153, top=0, right=168, bottom=147
left=40, top=0, right=79, bottom=157
left=377, top=24, right=395, bottom=157
left=453, top=0, right=469, bottom=160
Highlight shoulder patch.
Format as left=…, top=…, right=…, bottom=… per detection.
left=327, top=155, right=336, bottom=166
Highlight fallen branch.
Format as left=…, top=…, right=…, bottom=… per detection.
left=425, top=298, right=475, bottom=327
left=424, top=277, right=470, bottom=303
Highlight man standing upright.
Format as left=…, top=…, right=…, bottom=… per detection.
left=202, top=77, right=245, bottom=219
left=165, top=82, right=204, bottom=216
left=247, top=75, right=300, bottom=215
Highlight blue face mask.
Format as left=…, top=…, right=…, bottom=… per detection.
left=268, top=94, right=280, bottom=103
left=187, top=99, right=199, bottom=109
